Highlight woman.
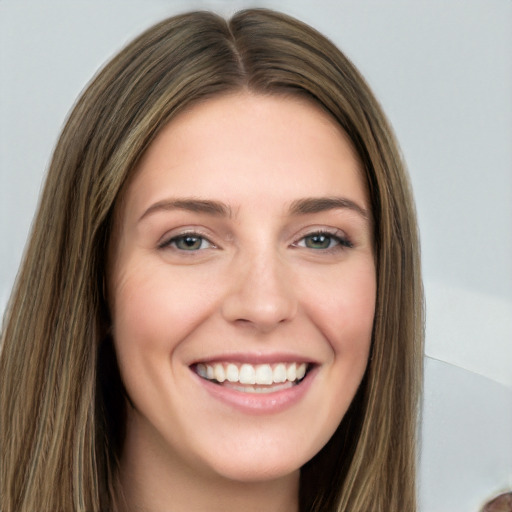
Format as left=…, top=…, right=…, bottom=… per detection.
left=0, top=8, right=423, bottom=512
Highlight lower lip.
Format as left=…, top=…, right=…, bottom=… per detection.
left=193, top=367, right=317, bottom=415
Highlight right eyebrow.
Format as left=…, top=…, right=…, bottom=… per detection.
left=138, top=198, right=232, bottom=222
left=288, top=196, right=369, bottom=220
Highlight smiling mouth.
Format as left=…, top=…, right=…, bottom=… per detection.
left=192, top=362, right=311, bottom=393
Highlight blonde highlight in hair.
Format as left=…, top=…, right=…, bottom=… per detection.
left=1, top=9, right=423, bottom=511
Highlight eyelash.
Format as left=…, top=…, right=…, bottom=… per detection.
left=158, top=231, right=215, bottom=252
left=293, top=230, right=353, bottom=251
left=159, top=229, right=352, bottom=253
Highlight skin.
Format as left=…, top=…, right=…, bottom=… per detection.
left=109, top=92, right=376, bottom=512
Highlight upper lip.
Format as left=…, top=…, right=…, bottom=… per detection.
left=189, top=352, right=318, bottom=366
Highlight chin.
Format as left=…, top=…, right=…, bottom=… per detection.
left=195, top=434, right=323, bottom=484
left=208, top=457, right=302, bottom=484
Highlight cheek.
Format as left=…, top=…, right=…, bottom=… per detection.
left=110, top=259, right=217, bottom=360
left=291, top=261, right=375, bottom=452
left=304, top=261, right=376, bottom=356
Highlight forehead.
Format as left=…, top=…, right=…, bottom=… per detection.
left=119, top=91, right=368, bottom=221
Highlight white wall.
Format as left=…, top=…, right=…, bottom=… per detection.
left=1, top=1, right=510, bottom=510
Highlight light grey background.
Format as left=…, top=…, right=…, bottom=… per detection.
left=1, top=1, right=511, bottom=510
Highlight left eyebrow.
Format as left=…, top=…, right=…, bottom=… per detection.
left=138, top=198, right=232, bottom=223
left=288, top=197, right=369, bottom=220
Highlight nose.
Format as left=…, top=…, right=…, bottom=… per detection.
left=220, top=249, right=298, bottom=332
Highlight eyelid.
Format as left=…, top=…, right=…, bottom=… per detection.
left=292, top=227, right=353, bottom=250
left=157, top=228, right=217, bottom=250
left=157, top=225, right=353, bottom=252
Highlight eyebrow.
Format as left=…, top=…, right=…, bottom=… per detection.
left=289, top=197, right=369, bottom=219
left=139, top=198, right=232, bottom=222
left=138, top=196, right=369, bottom=222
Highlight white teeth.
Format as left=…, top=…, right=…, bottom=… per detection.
left=286, top=363, right=297, bottom=381
left=255, top=364, right=273, bottom=385
left=226, top=364, right=239, bottom=383
left=214, top=364, right=226, bottom=383
left=239, top=364, right=256, bottom=384
left=229, top=381, right=294, bottom=393
left=273, top=363, right=287, bottom=383
left=196, top=361, right=309, bottom=386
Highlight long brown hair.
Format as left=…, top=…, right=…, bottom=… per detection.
left=0, top=9, right=423, bottom=511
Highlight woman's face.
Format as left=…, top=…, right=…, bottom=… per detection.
left=109, top=92, right=376, bottom=483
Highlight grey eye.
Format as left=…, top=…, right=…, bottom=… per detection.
left=167, top=234, right=212, bottom=251
left=303, top=233, right=335, bottom=249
